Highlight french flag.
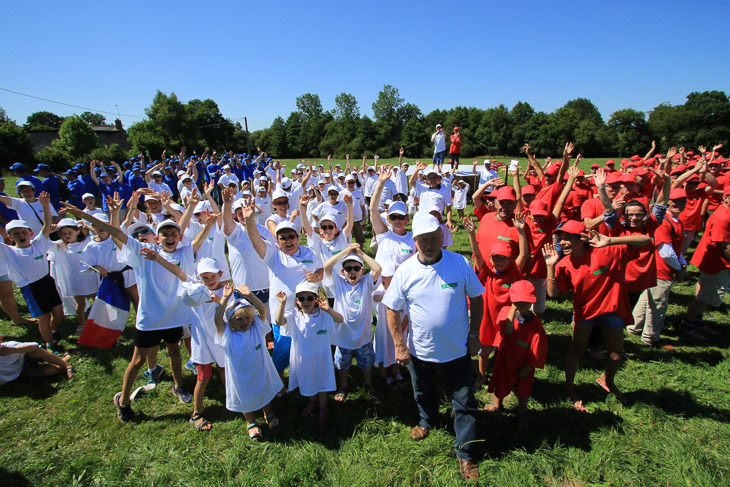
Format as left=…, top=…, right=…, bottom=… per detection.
left=78, top=276, right=130, bottom=349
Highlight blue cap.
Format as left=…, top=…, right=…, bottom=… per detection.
left=164, top=166, right=172, bottom=171
left=123, top=162, right=132, bottom=169
left=9, top=163, right=27, bottom=172
left=99, top=172, right=109, bottom=178
left=63, top=169, right=78, bottom=176
left=132, top=164, right=141, bottom=170
left=73, top=163, right=85, bottom=170
left=34, top=164, right=52, bottom=173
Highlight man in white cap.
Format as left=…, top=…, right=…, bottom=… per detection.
left=382, top=213, right=484, bottom=481
left=409, top=163, right=454, bottom=229
left=431, top=124, right=447, bottom=172
left=217, top=165, right=239, bottom=192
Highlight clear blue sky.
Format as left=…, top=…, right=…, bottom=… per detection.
left=2, top=1, right=729, bottom=131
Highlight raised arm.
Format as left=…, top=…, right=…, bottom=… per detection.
left=552, top=166, right=579, bottom=219
left=355, top=245, right=381, bottom=282
left=140, top=247, right=187, bottom=282
left=90, top=160, right=100, bottom=185
left=236, top=284, right=266, bottom=322
left=273, top=291, right=287, bottom=327
left=323, top=242, right=360, bottom=278
left=111, top=162, right=124, bottom=184
left=61, top=202, right=128, bottom=245
left=513, top=212, right=529, bottom=271
left=463, top=216, right=485, bottom=271
left=524, top=144, right=544, bottom=180
left=214, top=284, right=235, bottom=336
left=370, top=167, right=391, bottom=236
left=410, top=162, right=426, bottom=187
left=243, top=203, right=267, bottom=259
left=298, top=196, right=313, bottom=238
left=176, top=190, right=199, bottom=235
left=342, top=194, right=354, bottom=240
left=221, top=187, right=237, bottom=236
left=192, top=216, right=217, bottom=254
left=38, top=192, right=54, bottom=238
left=643, top=140, right=657, bottom=161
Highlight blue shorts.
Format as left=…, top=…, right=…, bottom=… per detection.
left=576, top=313, right=626, bottom=330
left=334, top=342, right=374, bottom=370
left=272, top=323, right=291, bottom=372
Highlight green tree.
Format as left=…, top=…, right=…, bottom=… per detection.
left=52, top=115, right=99, bottom=161
left=296, top=93, right=324, bottom=120
left=608, top=108, right=651, bottom=156
left=84, top=143, right=127, bottom=164
left=372, top=85, right=404, bottom=123
left=0, top=116, right=35, bottom=171
left=25, top=111, right=63, bottom=130
left=79, top=111, right=106, bottom=126
left=127, top=119, right=166, bottom=157
left=187, top=98, right=234, bottom=150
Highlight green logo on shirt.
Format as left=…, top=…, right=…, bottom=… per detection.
left=355, top=300, right=361, bottom=305
left=34, top=255, right=43, bottom=260
left=501, top=283, right=512, bottom=289
left=316, top=329, right=327, bottom=335
left=255, top=344, right=261, bottom=351
left=593, top=266, right=609, bottom=276
left=401, top=249, right=413, bottom=253
left=332, top=250, right=341, bottom=255
left=301, top=259, right=314, bottom=263
left=441, top=282, right=458, bottom=289
left=516, top=340, right=529, bottom=348
left=497, top=236, right=512, bottom=242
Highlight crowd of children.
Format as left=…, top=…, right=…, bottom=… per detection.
left=0, top=139, right=728, bottom=445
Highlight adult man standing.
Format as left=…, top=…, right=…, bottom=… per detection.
left=383, top=214, right=484, bottom=481
left=449, top=126, right=462, bottom=171
left=431, top=124, right=447, bottom=172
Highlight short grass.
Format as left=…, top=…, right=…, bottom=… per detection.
left=1, top=164, right=729, bottom=486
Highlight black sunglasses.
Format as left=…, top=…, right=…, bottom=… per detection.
left=296, top=295, right=315, bottom=302
left=132, top=228, right=153, bottom=238
left=320, top=224, right=335, bottom=230
left=274, top=200, right=289, bottom=205
left=278, top=233, right=298, bottom=241
left=389, top=214, right=406, bottom=221
left=344, top=266, right=362, bottom=272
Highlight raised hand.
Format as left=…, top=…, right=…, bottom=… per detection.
left=541, top=243, right=560, bottom=267
left=574, top=153, right=583, bottom=166
left=378, top=166, right=391, bottom=183
left=290, top=209, right=300, bottom=218
left=713, top=143, right=723, bottom=152
left=399, top=147, right=405, bottom=156
left=304, top=272, right=319, bottom=283
left=106, top=193, right=122, bottom=213
left=316, top=296, right=329, bottom=311
left=462, top=216, right=476, bottom=234
left=299, top=195, right=310, bottom=207
left=567, top=165, right=581, bottom=180
left=343, top=194, right=353, bottom=205
left=583, top=229, right=610, bottom=248
left=205, top=180, right=215, bottom=196
left=416, top=162, right=428, bottom=171
left=523, top=143, right=530, bottom=154
left=39, top=191, right=51, bottom=207
left=241, top=203, right=256, bottom=222
left=222, top=283, right=234, bottom=299
left=60, top=201, right=82, bottom=215
left=697, top=145, right=706, bottom=155
left=222, top=187, right=234, bottom=205
left=139, top=248, right=161, bottom=262
left=188, top=188, right=201, bottom=207
left=593, top=168, right=607, bottom=187
left=563, top=142, right=574, bottom=159
left=665, top=147, right=677, bottom=161
left=236, top=284, right=251, bottom=296
left=276, top=290, right=287, bottom=303
left=513, top=212, right=526, bottom=231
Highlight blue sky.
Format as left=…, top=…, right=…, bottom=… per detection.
left=2, top=1, right=729, bottom=131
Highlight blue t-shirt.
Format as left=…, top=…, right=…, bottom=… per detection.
left=0, top=191, right=18, bottom=225
left=99, top=181, right=133, bottom=210
left=81, top=174, right=99, bottom=198
left=41, top=176, right=63, bottom=211
left=66, top=178, right=85, bottom=208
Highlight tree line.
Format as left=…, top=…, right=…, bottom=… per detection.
left=1, top=87, right=729, bottom=171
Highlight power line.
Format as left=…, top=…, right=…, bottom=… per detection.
left=0, top=87, right=145, bottom=119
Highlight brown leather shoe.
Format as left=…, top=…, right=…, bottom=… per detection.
left=458, top=458, right=479, bottom=481
left=409, top=425, right=429, bottom=441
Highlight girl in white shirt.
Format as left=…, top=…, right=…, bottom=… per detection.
left=215, top=284, right=283, bottom=440
left=274, top=283, right=343, bottom=423
left=452, top=180, right=470, bottom=220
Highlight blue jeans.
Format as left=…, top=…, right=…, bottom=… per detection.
left=409, top=354, right=479, bottom=461
left=433, top=150, right=447, bottom=165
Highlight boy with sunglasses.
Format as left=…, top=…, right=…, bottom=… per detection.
left=323, top=243, right=382, bottom=401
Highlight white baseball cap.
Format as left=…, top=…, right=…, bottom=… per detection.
left=295, top=281, right=319, bottom=296
left=275, top=220, right=297, bottom=235
left=6, top=220, right=32, bottom=232
left=197, top=257, right=221, bottom=275
left=388, top=201, right=407, bottom=216
left=342, top=253, right=363, bottom=266
left=57, top=218, right=80, bottom=229
left=156, top=220, right=182, bottom=235
left=272, top=189, right=288, bottom=201
left=281, top=177, right=293, bottom=188
left=194, top=201, right=210, bottom=214
left=412, top=214, right=441, bottom=238
left=82, top=193, right=95, bottom=200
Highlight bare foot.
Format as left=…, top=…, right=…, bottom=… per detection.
left=12, top=318, right=37, bottom=327
left=482, top=403, right=504, bottom=413
left=572, top=400, right=588, bottom=413
left=596, top=375, right=629, bottom=406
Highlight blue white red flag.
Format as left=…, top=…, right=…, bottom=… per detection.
left=78, top=276, right=130, bottom=349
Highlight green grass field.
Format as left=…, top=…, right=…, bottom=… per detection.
left=0, top=161, right=729, bottom=486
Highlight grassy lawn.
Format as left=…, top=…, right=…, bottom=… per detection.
left=1, top=161, right=729, bottom=486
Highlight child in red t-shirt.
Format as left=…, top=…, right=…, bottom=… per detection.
left=464, top=212, right=528, bottom=387
left=485, top=280, right=547, bottom=431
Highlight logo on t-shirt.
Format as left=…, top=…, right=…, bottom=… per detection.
left=497, top=236, right=512, bottom=242
left=441, top=282, right=458, bottom=289
left=301, top=259, right=314, bottom=263
left=34, top=255, right=43, bottom=260
left=516, top=340, right=529, bottom=348
left=255, top=344, right=261, bottom=351
left=316, top=329, right=327, bottom=335
left=593, top=266, right=609, bottom=276
left=401, top=248, right=413, bottom=253
left=501, top=283, right=512, bottom=289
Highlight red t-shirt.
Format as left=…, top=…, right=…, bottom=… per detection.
left=581, top=197, right=611, bottom=234
left=524, top=174, right=543, bottom=191
left=679, top=186, right=708, bottom=232
left=535, top=181, right=564, bottom=208
left=525, top=214, right=558, bottom=278
left=655, top=217, right=684, bottom=281
left=609, top=218, right=659, bottom=293
left=477, top=261, right=524, bottom=348
left=562, top=185, right=592, bottom=222
left=555, top=245, right=633, bottom=324
left=690, top=204, right=730, bottom=273
left=476, top=212, right=527, bottom=260
left=707, top=175, right=728, bottom=211
left=449, top=134, right=461, bottom=154
left=487, top=307, right=547, bottom=399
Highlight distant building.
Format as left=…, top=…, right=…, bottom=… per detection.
left=29, top=118, right=131, bottom=153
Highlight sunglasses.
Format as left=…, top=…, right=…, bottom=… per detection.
left=132, top=228, right=153, bottom=238
left=297, top=172, right=303, bottom=176
left=296, top=295, right=315, bottom=302
left=389, top=214, right=406, bottom=221
left=344, top=266, right=362, bottom=272
left=320, top=224, right=335, bottom=230
left=274, top=200, right=289, bottom=205
left=278, top=233, right=298, bottom=241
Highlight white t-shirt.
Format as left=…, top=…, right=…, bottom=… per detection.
left=453, top=183, right=470, bottom=209
left=339, top=188, right=365, bottom=221
left=186, top=220, right=231, bottom=281
left=280, top=308, right=337, bottom=396
left=374, top=230, right=416, bottom=268
left=372, top=284, right=396, bottom=368
left=0, top=233, right=52, bottom=287
left=9, top=198, right=58, bottom=236
left=414, top=181, right=452, bottom=215
left=307, top=232, right=351, bottom=297
left=255, top=195, right=272, bottom=226
left=118, top=237, right=196, bottom=330
left=312, top=200, right=347, bottom=229
left=218, top=173, right=239, bottom=189
left=47, top=237, right=99, bottom=297
left=214, top=318, right=282, bottom=413
left=0, top=341, right=37, bottom=385
left=378, top=180, right=397, bottom=211
left=83, top=237, right=128, bottom=274
left=478, top=167, right=499, bottom=189
left=391, top=169, right=409, bottom=195
left=83, top=208, right=105, bottom=218
left=263, top=241, right=322, bottom=310
left=363, top=174, right=378, bottom=197
left=432, top=132, right=446, bottom=153
left=147, top=181, right=172, bottom=195
left=278, top=181, right=304, bottom=214
left=226, top=223, right=274, bottom=292
left=382, top=250, right=485, bottom=363
left=330, top=273, right=377, bottom=350
left=181, top=280, right=226, bottom=366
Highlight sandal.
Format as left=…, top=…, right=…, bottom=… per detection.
left=190, top=413, right=212, bottom=432
left=265, top=412, right=280, bottom=428
left=482, top=403, right=504, bottom=412
left=302, top=400, right=318, bottom=418
left=410, top=425, right=429, bottom=441
left=334, top=387, right=348, bottom=402
left=247, top=422, right=263, bottom=440
left=572, top=400, right=588, bottom=413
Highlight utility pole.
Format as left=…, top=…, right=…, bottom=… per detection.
left=244, top=117, right=251, bottom=155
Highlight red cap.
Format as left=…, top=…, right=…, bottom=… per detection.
left=724, top=186, right=730, bottom=195
left=686, top=175, right=700, bottom=183
left=709, top=158, right=723, bottom=165
left=510, top=280, right=537, bottom=304
left=670, top=164, right=686, bottom=175
left=620, top=158, right=630, bottom=166
left=686, top=151, right=695, bottom=156
left=590, top=163, right=599, bottom=169
left=521, top=185, right=536, bottom=195
left=453, top=126, right=459, bottom=131
left=490, top=241, right=513, bottom=257
left=545, top=165, right=560, bottom=176
left=605, top=172, right=622, bottom=185
left=669, top=188, right=687, bottom=200
left=624, top=160, right=638, bottom=168
left=529, top=200, right=549, bottom=216
left=620, top=173, right=637, bottom=184
left=495, top=186, right=517, bottom=201
left=630, top=155, right=641, bottom=161
left=633, top=168, right=649, bottom=176
left=606, top=159, right=616, bottom=166
left=553, top=220, right=586, bottom=236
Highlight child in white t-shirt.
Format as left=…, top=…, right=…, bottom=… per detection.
left=0, top=337, right=73, bottom=385
left=323, top=244, right=381, bottom=401
left=216, top=284, right=283, bottom=440
left=274, top=282, right=343, bottom=422
left=452, top=180, right=470, bottom=219
left=372, top=260, right=407, bottom=389
left=0, top=193, right=64, bottom=354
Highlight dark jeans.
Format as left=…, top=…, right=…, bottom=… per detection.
left=409, top=354, right=479, bottom=461
left=433, top=150, right=447, bottom=165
